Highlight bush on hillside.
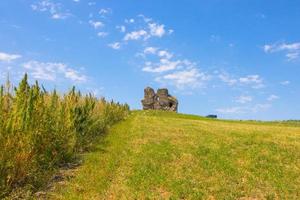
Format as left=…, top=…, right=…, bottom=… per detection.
left=0, top=74, right=130, bottom=197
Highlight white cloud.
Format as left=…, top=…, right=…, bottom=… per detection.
left=0, top=52, right=22, bottom=62
left=142, top=49, right=183, bottom=73
left=239, top=75, right=260, bottom=84
left=89, top=20, right=104, bottom=29
left=286, top=52, right=299, bottom=60
left=23, top=61, right=87, bottom=82
left=263, top=42, right=300, bottom=60
left=143, top=59, right=180, bottom=73
left=158, top=50, right=173, bottom=59
left=141, top=47, right=210, bottom=89
left=124, top=30, right=148, bottom=41
left=138, top=14, right=152, bottom=23
left=149, top=23, right=166, bottom=37
left=218, top=72, right=264, bottom=89
left=216, top=103, right=271, bottom=114
left=52, top=13, right=70, bottom=19
left=157, top=68, right=210, bottom=89
left=88, top=2, right=96, bottom=6
left=125, top=18, right=135, bottom=24
left=236, top=95, right=253, bottom=104
left=280, top=80, right=290, bottom=85
left=216, top=106, right=245, bottom=114
left=73, top=0, right=80, bottom=2
left=31, top=0, right=71, bottom=20
left=278, top=43, right=300, bottom=51
left=64, top=69, right=86, bottom=82
left=116, top=25, right=126, bottom=33
left=97, top=32, right=108, bottom=37
left=99, top=8, right=112, bottom=17
left=218, top=73, right=238, bottom=86
left=142, top=48, right=173, bottom=59
left=108, top=42, right=121, bottom=50
left=267, top=94, right=279, bottom=101
left=144, top=47, right=158, bottom=54
left=99, top=8, right=109, bottom=15
left=239, top=75, right=264, bottom=89
left=168, top=29, right=174, bottom=34
left=251, top=104, right=272, bottom=113
left=263, top=44, right=272, bottom=53
left=263, top=42, right=300, bottom=53
left=119, top=16, right=170, bottom=44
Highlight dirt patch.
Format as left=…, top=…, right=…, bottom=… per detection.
left=33, top=161, right=82, bottom=199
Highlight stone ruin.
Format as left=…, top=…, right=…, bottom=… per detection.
left=141, top=87, right=178, bottom=112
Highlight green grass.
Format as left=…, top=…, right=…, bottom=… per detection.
left=49, top=110, right=300, bottom=199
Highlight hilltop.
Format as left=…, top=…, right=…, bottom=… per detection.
left=47, top=111, right=300, bottom=199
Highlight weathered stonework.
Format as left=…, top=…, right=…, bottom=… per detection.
left=141, top=87, right=178, bottom=112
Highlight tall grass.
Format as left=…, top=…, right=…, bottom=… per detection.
left=0, top=74, right=130, bottom=197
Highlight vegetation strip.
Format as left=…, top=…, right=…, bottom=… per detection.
left=0, top=74, right=130, bottom=198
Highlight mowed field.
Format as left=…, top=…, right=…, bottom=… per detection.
left=49, top=111, right=300, bottom=200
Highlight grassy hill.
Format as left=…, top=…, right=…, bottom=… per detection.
left=49, top=111, right=300, bottom=199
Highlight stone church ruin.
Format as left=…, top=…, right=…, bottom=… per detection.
left=141, top=87, right=178, bottom=112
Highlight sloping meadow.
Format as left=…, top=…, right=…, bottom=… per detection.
left=50, top=111, right=300, bottom=199
left=0, top=74, right=130, bottom=198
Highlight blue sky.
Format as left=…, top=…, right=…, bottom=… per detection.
left=0, top=0, right=299, bottom=120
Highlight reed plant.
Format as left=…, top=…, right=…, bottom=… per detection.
left=0, top=74, right=130, bottom=197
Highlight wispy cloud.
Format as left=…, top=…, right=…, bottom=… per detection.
left=216, top=103, right=271, bottom=114
left=218, top=72, right=265, bottom=89
left=97, top=32, right=108, bottom=37
left=286, top=52, right=299, bottom=60
left=142, top=59, right=180, bottom=73
left=280, top=80, right=290, bottom=86
left=89, top=20, right=104, bottom=29
left=31, top=0, right=71, bottom=20
left=116, top=25, right=126, bottom=33
left=218, top=72, right=238, bottom=86
left=124, top=30, right=148, bottom=41
left=88, top=2, right=96, bottom=6
left=264, top=42, right=300, bottom=52
left=156, top=68, right=210, bottom=89
left=108, top=42, right=121, bottom=50
left=158, top=50, right=173, bottom=59
left=125, top=18, right=135, bottom=24
left=236, top=95, right=253, bottom=104
left=99, top=8, right=112, bottom=17
left=263, top=42, right=300, bottom=60
left=0, top=52, right=22, bottom=62
left=239, top=75, right=264, bottom=89
left=138, top=14, right=152, bottom=23
left=216, top=106, right=245, bottom=114
left=144, top=47, right=158, bottom=54
left=142, top=48, right=178, bottom=73
left=267, top=94, right=279, bottom=101
left=23, top=60, right=87, bottom=82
